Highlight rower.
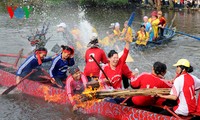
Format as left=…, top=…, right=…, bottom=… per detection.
left=84, top=33, right=108, bottom=82
left=148, top=11, right=160, bottom=41
left=65, top=65, right=88, bottom=111
left=157, top=59, right=200, bottom=116
left=49, top=45, right=75, bottom=89
left=16, top=47, right=52, bottom=84
left=157, top=10, right=166, bottom=37
left=135, top=25, right=149, bottom=46
left=130, top=61, right=172, bottom=106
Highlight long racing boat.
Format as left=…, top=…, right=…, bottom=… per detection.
left=0, top=54, right=181, bottom=120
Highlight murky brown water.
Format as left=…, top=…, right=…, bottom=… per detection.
left=0, top=1, right=200, bottom=120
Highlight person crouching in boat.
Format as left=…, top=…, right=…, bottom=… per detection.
left=65, top=65, right=88, bottom=111
left=16, top=47, right=52, bottom=84
left=130, top=61, right=172, bottom=106
left=84, top=33, right=108, bottom=82
left=49, top=45, right=75, bottom=89
left=157, top=59, right=200, bottom=116
left=135, top=25, right=149, bottom=46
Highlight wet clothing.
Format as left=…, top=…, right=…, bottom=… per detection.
left=99, top=48, right=129, bottom=89
left=136, top=31, right=149, bottom=46
left=49, top=54, right=75, bottom=87
left=159, top=16, right=166, bottom=36
left=143, top=22, right=152, bottom=32
left=84, top=47, right=108, bottom=80
left=148, top=18, right=160, bottom=40
left=170, top=73, right=200, bottom=116
left=131, top=72, right=172, bottom=106
left=121, top=27, right=133, bottom=42
left=65, top=73, right=88, bottom=106
left=16, top=54, right=52, bottom=77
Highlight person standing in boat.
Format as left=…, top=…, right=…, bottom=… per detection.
left=157, top=59, right=200, bottom=116
left=16, top=47, right=52, bottom=84
left=130, top=61, right=172, bottom=106
left=65, top=65, right=88, bottom=111
left=84, top=33, right=108, bottom=82
left=143, top=16, right=154, bottom=42
left=49, top=45, right=75, bottom=89
left=148, top=11, right=160, bottom=41
left=157, top=11, right=166, bottom=37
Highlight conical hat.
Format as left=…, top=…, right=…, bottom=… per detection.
left=118, top=51, right=134, bottom=62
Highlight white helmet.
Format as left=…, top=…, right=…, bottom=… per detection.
left=90, top=32, right=98, bottom=41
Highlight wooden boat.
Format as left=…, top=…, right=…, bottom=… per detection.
left=1, top=54, right=198, bottom=120
left=133, top=27, right=176, bottom=50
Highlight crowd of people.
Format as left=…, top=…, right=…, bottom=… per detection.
left=15, top=10, right=200, bottom=117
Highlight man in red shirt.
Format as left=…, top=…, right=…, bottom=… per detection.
left=84, top=33, right=108, bottom=81
left=157, top=10, right=166, bottom=37
left=131, top=61, right=172, bottom=106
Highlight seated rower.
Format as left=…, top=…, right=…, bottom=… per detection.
left=130, top=61, right=172, bottom=107
left=65, top=65, right=88, bottom=111
left=49, top=45, right=75, bottom=89
left=16, top=47, right=52, bottom=84
left=157, top=59, right=200, bottom=116
left=135, top=25, right=149, bottom=46
left=121, top=20, right=133, bottom=43
left=99, top=39, right=136, bottom=90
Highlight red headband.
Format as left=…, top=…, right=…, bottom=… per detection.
left=35, top=50, right=47, bottom=65
left=62, top=49, right=71, bottom=54
left=35, top=50, right=47, bottom=54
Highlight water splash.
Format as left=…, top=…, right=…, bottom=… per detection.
left=78, top=7, right=94, bottom=46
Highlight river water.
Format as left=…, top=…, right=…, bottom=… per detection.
left=0, top=1, right=200, bottom=120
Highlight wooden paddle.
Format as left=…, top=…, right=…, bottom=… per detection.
left=165, top=27, right=200, bottom=41
left=90, top=55, right=111, bottom=87
left=1, top=69, right=37, bottom=95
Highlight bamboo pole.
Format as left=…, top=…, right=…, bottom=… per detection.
left=83, top=88, right=171, bottom=99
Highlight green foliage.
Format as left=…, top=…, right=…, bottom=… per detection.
left=79, top=0, right=129, bottom=7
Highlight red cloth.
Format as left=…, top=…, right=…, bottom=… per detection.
left=84, top=47, right=108, bottom=77
left=122, top=64, right=134, bottom=79
left=131, top=72, right=172, bottom=106
left=159, top=17, right=166, bottom=26
left=99, top=48, right=129, bottom=89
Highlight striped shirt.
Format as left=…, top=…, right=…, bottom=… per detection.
left=65, top=73, right=88, bottom=106
left=16, top=54, right=52, bottom=77
left=49, top=54, right=74, bottom=79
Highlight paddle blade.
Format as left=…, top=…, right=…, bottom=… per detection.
left=1, top=85, right=17, bottom=95
left=128, top=12, right=135, bottom=27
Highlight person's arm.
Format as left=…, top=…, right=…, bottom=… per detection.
left=130, top=73, right=143, bottom=89
left=65, top=76, right=76, bottom=106
left=42, top=57, right=53, bottom=62
left=157, top=94, right=177, bottom=100
left=81, top=73, right=88, bottom=88
left=101, top=50, right=108, bottom=64
left=49, top=58, right=59, bottom=78
left=16, top=76, right=21, bottom=84
left=68, top=58, right=75, bottom=66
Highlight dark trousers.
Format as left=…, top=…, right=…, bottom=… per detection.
left=86, top=76, right=98, bottom=82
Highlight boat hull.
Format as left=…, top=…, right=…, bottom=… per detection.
left=0, top=67, right=177, bottom=120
